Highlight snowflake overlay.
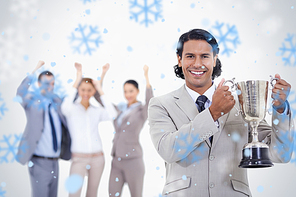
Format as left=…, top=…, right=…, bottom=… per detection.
left=0, top=186, right=6, bottom=197
left=0, top=134, right=27, bottom=164
left=129, top=0, right=163, bottom=27
left=210, top=21, right=241, bottom=57
left=288, top=91, right=296, bottom=120
left=69, top=24, right=103, bottom=55
left=80, top=0, right=96, bottom=4
left=17, top=69, right=67, bottom=111
left=174, top=132, right=207, bottom=163
left=279, top=34, right=296, bottom=66
left=274, top=131, right=294, bottom=163
left=0, top=93, right=8, bottom=120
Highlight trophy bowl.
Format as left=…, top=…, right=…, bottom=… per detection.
left=237, top=80, right=273, bottom=168
left=224, top=77, right=277, bottom=168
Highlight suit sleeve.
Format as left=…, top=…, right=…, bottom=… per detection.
left=61, top=87, right=78, bottom=117
left=16, top=75, right=34, bottom=108
left=148, top=97, right=218, bottom=163
left=141, top=87, right=154, bottom=120
left=258, top=101, right=294, bottom=163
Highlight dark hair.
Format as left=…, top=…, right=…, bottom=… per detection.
left=124, top=80, right=139, bottom=89
left=75, top=78, right=104, bottom=106
left=78, top=78, right=96, bottom=88
left=174, top=29, right=222, bottom=80
left=38, top=71, right=54, bottom=82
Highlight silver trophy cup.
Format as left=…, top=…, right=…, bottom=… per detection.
left=225, top=76, right=277, bottom=168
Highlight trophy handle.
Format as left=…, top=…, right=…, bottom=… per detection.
left=267, top=75, right=280, bottom=115
left=223, top=77, right=237, bottom=92
left=269, top=75, right=279, bottom=89
left=223, top=78, right=241, bottom=116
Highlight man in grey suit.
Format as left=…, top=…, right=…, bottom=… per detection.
left=148, top=29, right=294, bottom=197
left=16, top=60, right=71, bottom=197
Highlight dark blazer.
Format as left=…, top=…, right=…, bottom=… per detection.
left=148, top=85, right=294, bottom=197
left=111, top=87, right=153, bottom=159
left=16, top=76, right=71, bottom=165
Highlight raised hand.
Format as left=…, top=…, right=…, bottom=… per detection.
left=102, top=63, right=110, bottom=74
left=143, top=65, right=151, bottom=88
left=75, top=62, right=82, bottom=72
left=272, top=74, right=291, bottom=113
left=143, top=65, right=149, bottom=77
left=32, top=60, right=45, bottom=74
left=100, top=63, right=110, bottom=87
left=209, top=78, right=235, bottom=121
left=73, top=62, right=83, bottom=88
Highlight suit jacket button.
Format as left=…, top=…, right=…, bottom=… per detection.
left=209, top=155, right=215, bottom=161
left=209, top=182, right=215, bottom=188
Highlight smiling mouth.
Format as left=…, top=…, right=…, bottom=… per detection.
left=189, top=70, right=206, bottom=76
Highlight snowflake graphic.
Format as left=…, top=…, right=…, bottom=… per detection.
left=0, top=134, right=27, bottom=164
left=0, top=186, right=6, bottom=197
left=287, top=91, right=296, bottom=120
left=17, top=69, right=67, bottom=111
left=0, top=92, right=8, bottom=120
left=210, top=21, right=241, bottom=57
left=80, top=0, right=96, bottom=4
left=274, top=131, right=294, bottom=163
left=174, top=132, right=207, bottom=163
left=68, top=24, right=103, bottom=55
left=279, top=34, right=296, bottom=66
left=0, top=103, right=8, bottom=120
left=129, top=0, right=163, bottom=27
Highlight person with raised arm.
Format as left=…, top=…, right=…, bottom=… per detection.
left=106, top=65, right=153, bottom=197
left=16, top=60, right=71, bottom=197
left=61, top=62, right=117, bottom=197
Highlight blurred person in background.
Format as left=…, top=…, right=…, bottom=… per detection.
left=61, top=62, right=117, bottom=197
left=16, top=60, right=71, bottom=197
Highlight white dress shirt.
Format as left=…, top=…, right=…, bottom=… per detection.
left=34, top=97, right=62, bottom=157
left=61, top=87, right=117, bottom=154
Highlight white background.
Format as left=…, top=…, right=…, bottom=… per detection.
left=0, top=0, right=296, bottom=196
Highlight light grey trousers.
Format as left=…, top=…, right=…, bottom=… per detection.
left=69, top=154, right=105, bottom=197
left=28, top=156, right=59, bottom=197
left=108, top=157, right=145, bottom=197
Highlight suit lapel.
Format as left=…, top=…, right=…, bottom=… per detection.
left=174, top=85, right=198, bottom=121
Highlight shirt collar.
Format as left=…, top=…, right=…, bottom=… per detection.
left=185, top=82, right=216, bottom=103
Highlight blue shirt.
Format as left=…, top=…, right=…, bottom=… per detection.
left=34, top=97, right=62, bottom=157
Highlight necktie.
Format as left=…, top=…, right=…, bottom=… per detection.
left=48, top=103, right=58, bottom=152
left=196, top=95, right=213, bottom=143
left=196, top=95, right=208, bottom=113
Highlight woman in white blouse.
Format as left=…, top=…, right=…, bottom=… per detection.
left=61, top=63, right=117, bottom=197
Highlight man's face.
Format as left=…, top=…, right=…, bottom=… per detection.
left=178, top=39, right=217, bottom=94
left=38, top=75, right=55, bottom=94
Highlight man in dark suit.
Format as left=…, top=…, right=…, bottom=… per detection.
left=16, top=60, right=71, bottom=197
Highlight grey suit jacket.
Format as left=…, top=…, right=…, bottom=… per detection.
left=111, top=87, right=153, bottom=159
left=148, top=85, right=294, bottom=197
left=16, top=76, right=71, bottom=165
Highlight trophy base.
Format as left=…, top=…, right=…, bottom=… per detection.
left=239, top=147, right=274, bottom=168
